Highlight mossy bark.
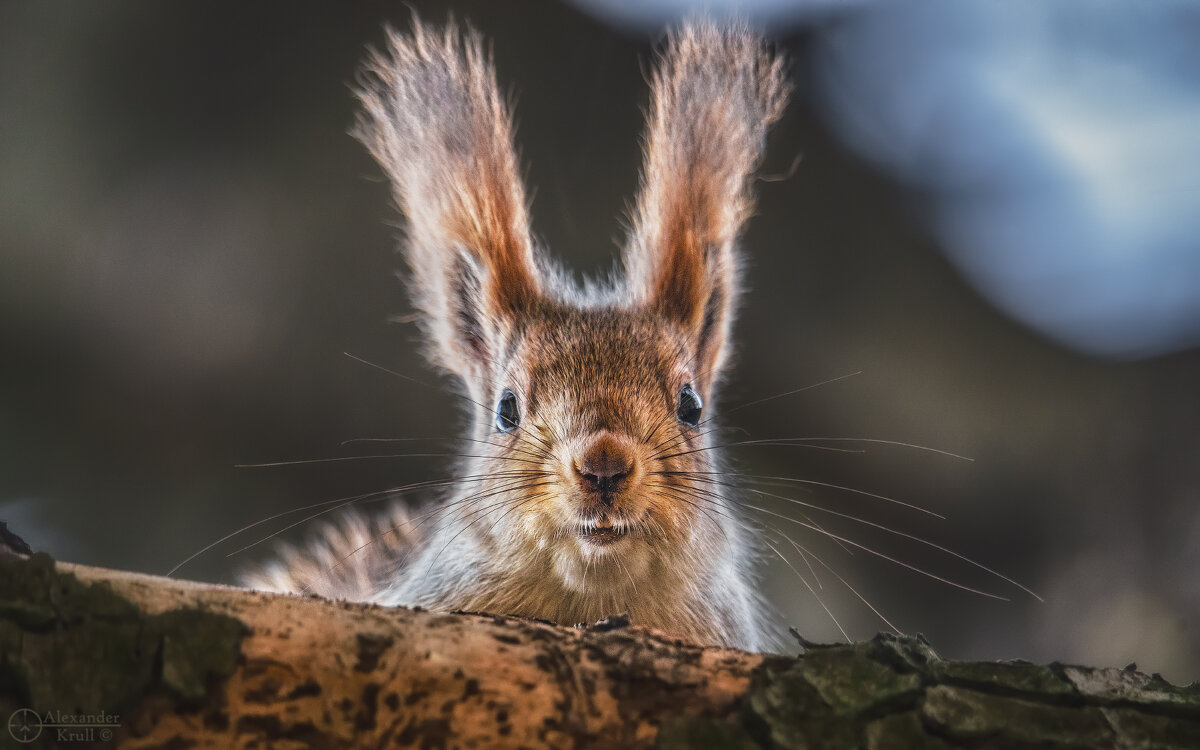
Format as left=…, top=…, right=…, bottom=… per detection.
left=1, top=554, right=1197, bottom=749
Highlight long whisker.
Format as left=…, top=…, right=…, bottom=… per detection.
left=344, top=351, right=487, bottom=411
left=709, top=371, right=864, bottom=426
left=754, top=437, right=974, bottom=462
left=664, top=474, right=856, bottom=556
left=480, top=491, right=558, bottom=539
left=746, top=503, right=1011, bottom=601
left=168, top=487, right=391, bottom=577
left=657, top=470, right=944, bottom=519
left=777, top=522, right=822, bottom=588
left=306, top=479, right=554, bottom=591
left=227, top=470, right=545, bottom=559
left=340, top=435, right=554, bottom=464
left=762, top=537, right=851, bottom=641
left=421, top=487, right=553, bottom=580
left=414, top=475, right=555, bottom=537
left=615, top=555, right=638, bottom=592
left=343, top=351, right=558, bottom=456
left=672, top=471, right=1038, bottom=600
left=647, top=427, right=864, bottom=462
left=656, top=437, right=973, bottom=463
left=167, top=470, right=533, bottom=576
left=646, top=371, right=866, bottom=460
left=767, top=523, right=901, bottom=634
left=644, top=482, right=736, bottom=540
left=235, top=451, right=544, bottom=468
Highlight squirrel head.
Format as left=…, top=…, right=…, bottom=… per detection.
left=354, top=18, right=788, bottom=590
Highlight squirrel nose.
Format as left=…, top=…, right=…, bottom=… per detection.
left=575, top=434, right=634, bottom=501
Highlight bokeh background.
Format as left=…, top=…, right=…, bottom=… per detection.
left=3, top=1, right=1198, bottom=681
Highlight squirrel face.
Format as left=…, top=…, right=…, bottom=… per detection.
left=477, top=304, right=715, bottom=588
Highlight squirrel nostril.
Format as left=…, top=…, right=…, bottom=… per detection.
left=579, top=470, right=630, bottom=497
left=576, top=433, right=635, bottom=499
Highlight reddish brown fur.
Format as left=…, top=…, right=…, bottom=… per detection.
left=627, top=22, right=788, bottom=394
left=242, top=17, right=790, bottom=651
left=352, top=22, right=541, bottom=388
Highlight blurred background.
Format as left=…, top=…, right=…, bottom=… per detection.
left=2, top=0, right=1197, bottom=682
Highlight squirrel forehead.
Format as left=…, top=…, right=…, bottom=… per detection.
left=511, top=306, right=689, bottom=405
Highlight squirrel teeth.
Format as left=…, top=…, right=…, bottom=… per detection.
left=579, top=517, right=628, bottom=545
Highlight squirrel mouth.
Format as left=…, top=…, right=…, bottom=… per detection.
left=578, top=516, right=629, bottom=545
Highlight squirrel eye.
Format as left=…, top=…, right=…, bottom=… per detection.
left=676, top=384, right=703, bottom=427
left=495, top=389, right=520, bottom=433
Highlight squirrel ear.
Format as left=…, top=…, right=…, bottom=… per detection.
left=624, top=20, right=788, bottom=393
left=354, top=22, right=541, bottom=387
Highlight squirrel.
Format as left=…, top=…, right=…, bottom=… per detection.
left=239, top=17, right=790, bottom=652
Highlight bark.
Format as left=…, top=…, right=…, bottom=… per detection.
left=1, top=553, right=1197, bottom=749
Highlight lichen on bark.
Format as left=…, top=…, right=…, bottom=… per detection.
left=0, top=554, right=245, bottom=736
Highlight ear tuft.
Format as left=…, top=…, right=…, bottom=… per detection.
left=353, top=20, right=541, bottom=386
left=624, top=19, right=789, bottom=393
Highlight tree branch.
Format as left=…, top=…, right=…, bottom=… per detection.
left=1, top=554, right=1196, bottom=748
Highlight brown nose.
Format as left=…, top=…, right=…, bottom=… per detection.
left=575, top=434, right=634, bottom=502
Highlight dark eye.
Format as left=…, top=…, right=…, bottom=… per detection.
left=676, top=384, right=703, bottom=427
left=495, top=389, right=520, bottom=433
